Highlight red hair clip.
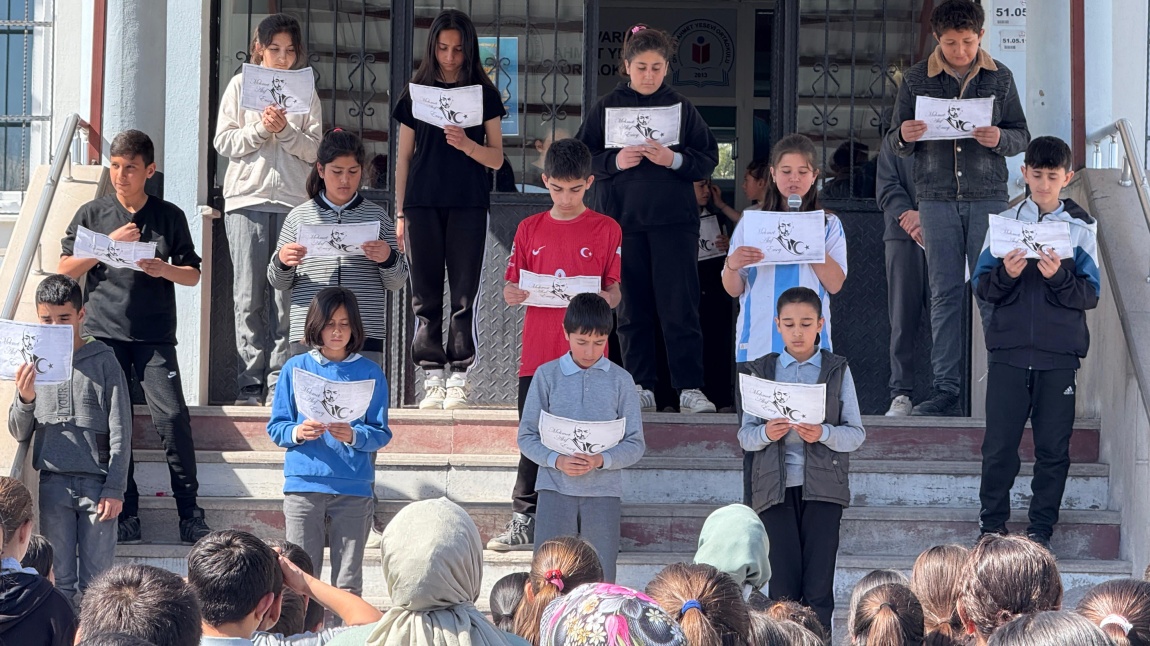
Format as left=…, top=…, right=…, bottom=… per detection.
left=544, top=569, right=565, bottom=591
left=332, top=127, right=344, bottom=132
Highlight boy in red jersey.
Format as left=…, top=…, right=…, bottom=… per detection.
left=487, top=138, right=622, bottom=551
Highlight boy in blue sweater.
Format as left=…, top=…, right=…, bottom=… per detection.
left=266, top=287, right=391, bottom=596
left=518, top=293, right=646, bottom=583
left=971, top=136, right=1100, bottom=551
left=8, top=274, right=131, bottom=605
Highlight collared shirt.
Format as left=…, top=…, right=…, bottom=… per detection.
left=926, top=46, right=998, bottom=97
left=559, top=352, right=612, bottom=376
left=200, top=636, right=256, bottom=646
left=319, top=191, right=358, bottom=215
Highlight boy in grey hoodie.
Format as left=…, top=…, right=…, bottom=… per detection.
left=8, top=274, right=131, bottom=605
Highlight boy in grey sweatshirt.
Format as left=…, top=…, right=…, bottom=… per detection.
left=518, top=293, right=645, bottom=583
left=8, top=274, right=131, bottom=605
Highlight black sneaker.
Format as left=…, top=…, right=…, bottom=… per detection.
left=485, top=513, right=534, bottom=552
left=1026, top=532, right=1054, bottom=553
left=980, top=525, right=1008, bottom=537
left=117, top=515, right=143, bottom=544
left=179, top=508, right=212, bottom=545
left=234, top=384, right=263, bottom=406
left=911, top=390, right=960, bottom=416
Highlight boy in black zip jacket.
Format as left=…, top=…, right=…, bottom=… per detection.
left=971, top=136, right=1101, bottom=551
left=737, top=286, right=865, bottom=631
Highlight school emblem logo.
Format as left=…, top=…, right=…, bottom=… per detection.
left=670, top=19, right=734, bottom=88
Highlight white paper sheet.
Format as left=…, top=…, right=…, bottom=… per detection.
left=297, top=222, right=379, bottom=257
left=698, top=215, right=724, bottom=261
left=539, top=410, right=625, bottom=456
left=240, top=64, right=316, bottom=114
left=604, top=104, right=682, bottom=148
left=0, top=320, right=74, bottom=385
left=292, top=368, right=376, bottom=425
left=73, top=226, right=157, bottom=271
left=988, top=214, right=1074, bottom=259
left=739, top=210, right=827, bottom=266
left=739, top=373, right=826, bottom=424
left=914, top=96, right=994, bottom=141
left=409, top=83, right=485, bottom=129
left=518, top=270, right=601, bottom=308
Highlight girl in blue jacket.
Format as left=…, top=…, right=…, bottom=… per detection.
left=267, top=286, right=391, bottom=596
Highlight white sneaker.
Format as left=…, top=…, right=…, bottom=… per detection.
left=636, top=385, right=656, bottom=412
left=679, top=388, right=716, bottom=414
left=885, top=395, right=913, bottom=417
left=443, top=373, right=469, bottom=410
left=419, top=374, right=446, bottom=410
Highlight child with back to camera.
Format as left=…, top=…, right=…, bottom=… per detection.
left=513, top=536, right=604, bottom=646
left=910, top=544, right=969, bottom=646
left=645, top=562, right=753, bottom=646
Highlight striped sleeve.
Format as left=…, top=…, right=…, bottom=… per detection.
left=369, top=200, right=409, bottom=291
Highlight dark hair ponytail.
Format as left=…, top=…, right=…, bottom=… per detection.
left=852, top=583, right=925, bottom=646
left=306, top=129, right=366, bottom=198
left=619, top=24, right=677, bottom=77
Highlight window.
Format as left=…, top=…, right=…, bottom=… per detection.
left=1, top=0, right=39, bottom=192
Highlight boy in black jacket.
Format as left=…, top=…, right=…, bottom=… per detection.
left=59, top=130, right=211, bottom=545
left=971, top=136, right=1101, bottom=551
left=889, top=0, right=1030, bottom=415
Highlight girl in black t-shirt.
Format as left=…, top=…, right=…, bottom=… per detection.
left=393, top=9, right=506, bottom=410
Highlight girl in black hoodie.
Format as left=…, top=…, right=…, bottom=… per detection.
left=0, top=476, right=76, bottom=645
left=576, top=24, right=719, bottom=414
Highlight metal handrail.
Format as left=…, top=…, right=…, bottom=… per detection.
left=1087, top=118, right=1150, bottom=282
left=4, top=113, right=87, bottom=479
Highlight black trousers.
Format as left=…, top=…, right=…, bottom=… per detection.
left=980, top=363, right=1077, bottom=538
left=758, top=487, right=842, bottom=631
left=102, top=340, right=199, bottom=519
left=885, top=238, right=931, bottom=398
left=618, top=227, right=705, bottom=391
left=699, top=256, right=735, bottom=409
left=404, top=206, right=488, bottom=372
left=512, top=376, right=538, bottom=515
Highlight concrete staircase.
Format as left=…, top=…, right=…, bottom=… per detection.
left=115, top=408, right=1130, bottom=624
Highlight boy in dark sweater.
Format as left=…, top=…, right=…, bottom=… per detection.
left=971, top=136, right=1101, bottom=551
left=59, top=129, right=211, bottom=545
left=888, top=0, right=1030, bottom=415
left=8, top=274, right=130, bottom=604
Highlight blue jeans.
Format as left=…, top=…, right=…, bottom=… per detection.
left=918, top=199, right=1005, bottom=395
left=39, top=471, right=118, bottom=605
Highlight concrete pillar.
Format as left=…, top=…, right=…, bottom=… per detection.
left=164, top=0, right=213, bottom=405
left=103, top=0, right=167, bottom=163
left=1024, top=1, right=1072, bottom=145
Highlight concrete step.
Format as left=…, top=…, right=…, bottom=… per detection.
left=131, top=450, right=1111, bottom=510
left=133, top=497, right=1121, bottom=561
left=135, top=407, right=1101, bottom=463
left=113, top=544, right=1130, bottom=615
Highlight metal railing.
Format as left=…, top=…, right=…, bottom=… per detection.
left=4, top=113, right=87, bottom=479
left=1087, top=118, right=1150, bottom=282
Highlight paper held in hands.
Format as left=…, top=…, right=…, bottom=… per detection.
left=604, top=104, right=682, bottom=148
left=739, top=210, right=826, bottom=266
left=0, top=319, right=74, bottom=385
left=240, top=64, right=316, bottom=114
left=409, top=83, right=485, bottom=129
left=73, top=226, right=157, bottom=271
left=913, top=96, right=994, bottom=141
left=988, top=214, right=1074, bottom=259
left=539, top=410, right=625, bottom=456
left=292, top=368, right=375, bottom=425
left=297, top=223, right=379, bottom=257
left=739, top=373, right=827, bottom=424
left=518, top=270, right=601, bottom=308
left=698, top=215, right=725, bottom=261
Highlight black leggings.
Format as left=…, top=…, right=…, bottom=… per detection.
left=404, top=207, right=488, bottom=372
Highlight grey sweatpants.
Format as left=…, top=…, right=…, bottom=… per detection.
left=284, top=492, right=374, bottom=596
left=39, top=472, right=117, bottom=606
left=534, top=490, right=622, bottom=583
left=227, top=208, right=291, bottom=392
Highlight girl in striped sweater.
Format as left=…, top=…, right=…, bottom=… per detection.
left=269, top=129, right=408, bottom=371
